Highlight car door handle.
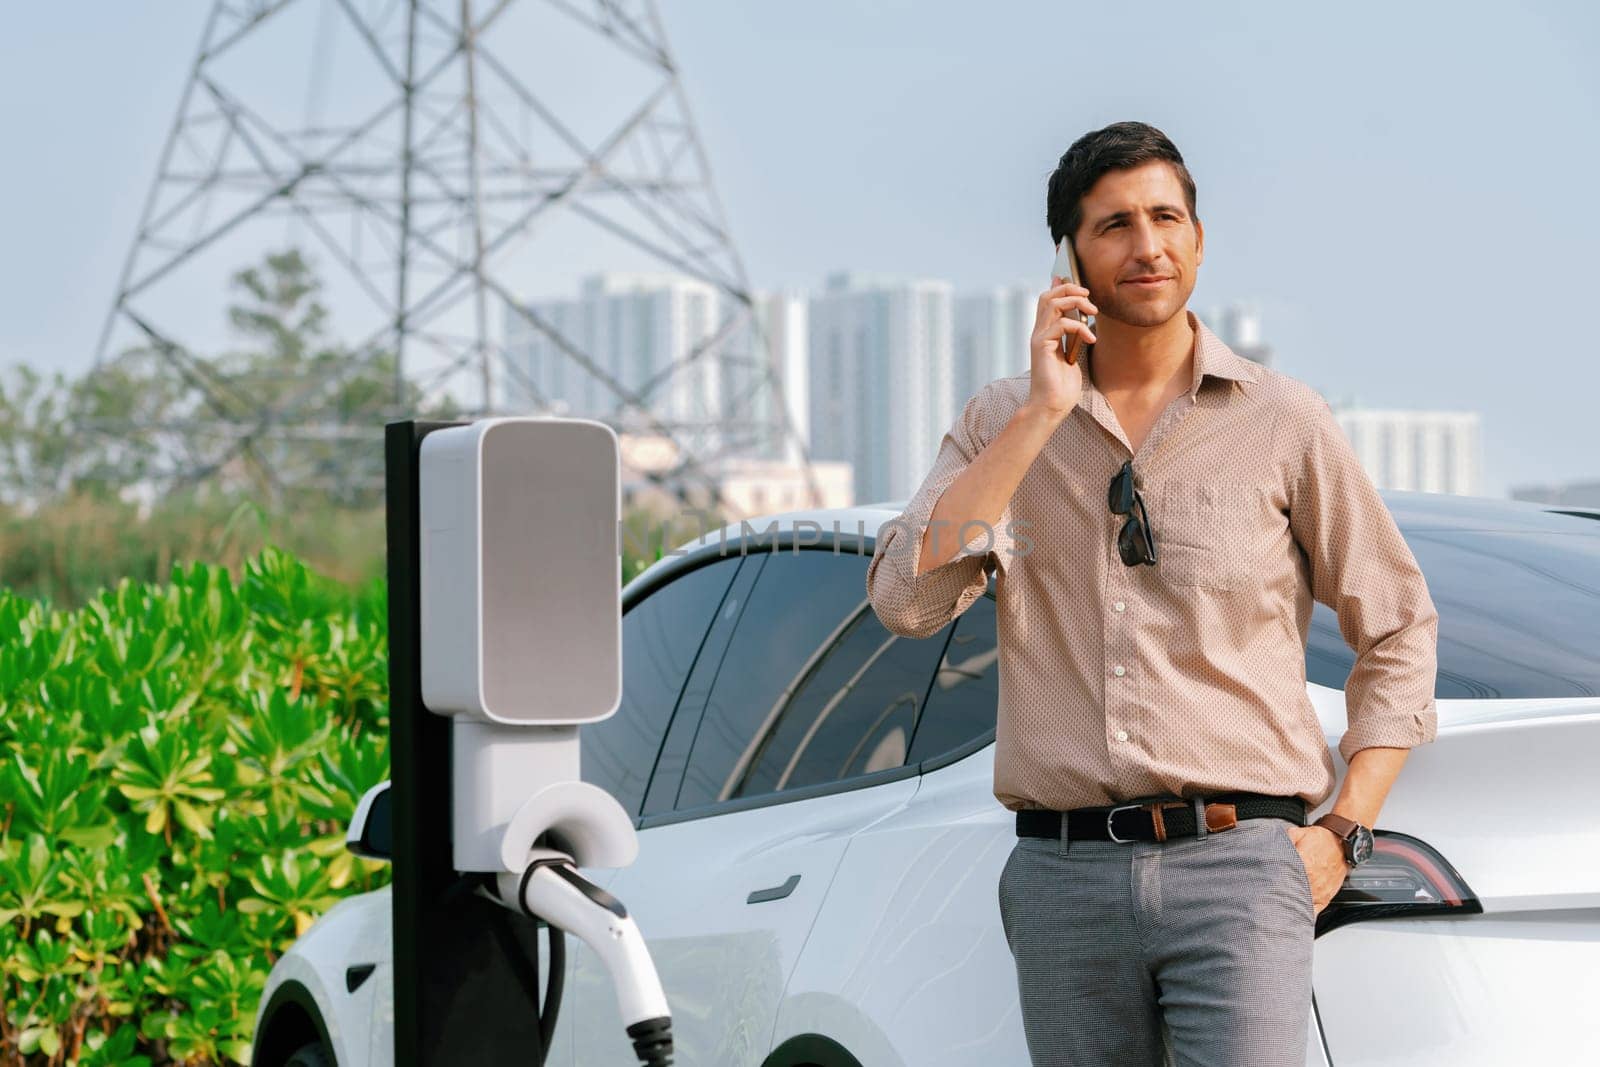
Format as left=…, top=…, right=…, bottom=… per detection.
left=746, top=874, right=801, bottom=904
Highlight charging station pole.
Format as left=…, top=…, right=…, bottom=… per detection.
left=384, top=415, right=670, bottom=1066
left=384, top=420, right=548, bottom=1065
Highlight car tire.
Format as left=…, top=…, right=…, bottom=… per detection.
left=283, top=1043, right=333, bottom=1067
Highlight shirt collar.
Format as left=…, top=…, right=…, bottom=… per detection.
left=1078, top=308, right=1265, bottom=418
left=1186, top=309, right=1264, bottom=400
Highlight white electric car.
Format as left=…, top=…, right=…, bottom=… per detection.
left=254, top=492, right=1600, bottom=1067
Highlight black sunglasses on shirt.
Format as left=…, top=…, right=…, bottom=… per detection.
left=1108, top=460, right=1158, bottom=568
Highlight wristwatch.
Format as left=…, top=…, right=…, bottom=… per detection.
left=1313, top=813, right=1375, bottom=867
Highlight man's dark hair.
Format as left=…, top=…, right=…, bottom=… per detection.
left=1046, top=121, right=1198, bottom=247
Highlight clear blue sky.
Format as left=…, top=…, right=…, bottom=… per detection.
left=4, top=1, right=1597, bottom=497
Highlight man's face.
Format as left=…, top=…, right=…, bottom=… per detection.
left=1071, top=160, right=1203, bottom=330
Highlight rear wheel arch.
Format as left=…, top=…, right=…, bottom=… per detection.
left=252, top=981, right=334, bottom=1067
left=763, top=1033, right=864, bottom=1067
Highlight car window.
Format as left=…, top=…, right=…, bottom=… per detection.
left=907, top=593, right=998, bottom=763
left=639, top=553, right=766, bottom=818
left=675, top=549, right=931, bottom=811
left=1306, top=526, right=1600, bottom=698
left=730, top=597, right=952, bottom=797
left=581, top=556, right=742, bottom=816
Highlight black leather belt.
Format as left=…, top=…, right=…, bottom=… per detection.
left=1016, top=792, right=1306, bottom=843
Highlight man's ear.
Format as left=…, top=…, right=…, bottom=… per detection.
left=1194, top=217, right=1205, bottom=266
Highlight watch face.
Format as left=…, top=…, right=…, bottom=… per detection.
left=1350, top=825, right=1375, bottom=865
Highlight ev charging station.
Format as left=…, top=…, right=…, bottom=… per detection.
left=384, top=417, right=672, bottom=1066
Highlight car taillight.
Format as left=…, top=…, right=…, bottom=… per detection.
left=1314, top=829, right=1482, bottom=938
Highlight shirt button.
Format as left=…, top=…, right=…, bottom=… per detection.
left=1113, top=601, right=1126, bottom=612
left=1113, top=665, right=1127, bottom=677
left=1115, top=730, right=1130, bottom=742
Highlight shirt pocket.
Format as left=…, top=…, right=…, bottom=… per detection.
left=1146, top=482, right=1266, bottom=591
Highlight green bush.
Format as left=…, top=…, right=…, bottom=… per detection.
left=0, top=548, right=392, bottom=1067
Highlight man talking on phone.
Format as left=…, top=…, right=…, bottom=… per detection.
left=865, top=120, right=1438, bottom=1066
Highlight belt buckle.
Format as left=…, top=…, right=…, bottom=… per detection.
left=1105, top=803, right=1144, bottom=843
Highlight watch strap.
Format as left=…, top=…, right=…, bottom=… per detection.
left=1313, top=813, right=1362, bottom=865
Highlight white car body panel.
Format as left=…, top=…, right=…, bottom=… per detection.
left=1307, top=707, right=1600, bottom=1066
left=774, top=742, right=1030, bottom=1065
left=257, top=890, right=389, bottom=1067
left=570, top=777, right=920, bottom=1066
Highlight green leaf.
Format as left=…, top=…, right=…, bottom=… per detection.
left=62, top=823, right=119, bottom=850
left=37, top=1026, right=62, bottom=1057
left=172, top=798, right=214, bottom=839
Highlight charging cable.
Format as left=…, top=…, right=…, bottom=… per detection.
left=497, top=851, right=673, bottom=1066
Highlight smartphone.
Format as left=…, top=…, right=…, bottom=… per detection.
left=1052, top=237, right=1092, bottom=364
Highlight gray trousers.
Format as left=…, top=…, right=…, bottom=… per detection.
left=997, top=811, right=1316, bottom=1066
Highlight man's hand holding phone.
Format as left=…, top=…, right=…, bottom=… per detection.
left=1028, top=269, right=1097, bottom=420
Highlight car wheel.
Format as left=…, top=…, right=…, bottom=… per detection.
left=283, top=1043, right=333, bottom=1067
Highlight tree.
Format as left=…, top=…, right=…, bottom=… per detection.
left=0, top=249, right=461, bottom=513
left=0, top=348, right=181, bottom=510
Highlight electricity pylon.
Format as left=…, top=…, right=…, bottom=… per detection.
left=94, top=0, right=817, bottom=511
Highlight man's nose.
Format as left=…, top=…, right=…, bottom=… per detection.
left=1130, top=217, right=1164, bottom=261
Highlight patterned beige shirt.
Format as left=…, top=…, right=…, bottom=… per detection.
left=865, top=310, right=1438, bottom=812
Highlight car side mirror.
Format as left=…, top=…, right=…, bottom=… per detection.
left=346, top=781, right=393, bottom=861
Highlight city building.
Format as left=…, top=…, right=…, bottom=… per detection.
left=686, top=456, right=854, bottom=518
left=953, top=284, right=1035, bottom=404
left=502, top=272, right=724, bottom=456
left=504, top=274, right=812, bottom=470
left=719, top=289, right=811, bottom=464
left=1330, top=407, right=1482, bottom=496
left=618, top=431, right=853, bottom=521
left=809, top=271, right=954, bottom=504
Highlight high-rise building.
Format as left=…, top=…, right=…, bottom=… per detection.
left=504, top=275, right=811, bottom=468
left=809, top=272, right=954, bottom=504
left=1331, top=408, right=1482, bottom=496
left=503, top=272, right=725, bottom=456
left=720, top=290, right=810, bottom=464
left=953, top=285, right=1035, bottom=404
left=502, top=296, right=590, bottom=414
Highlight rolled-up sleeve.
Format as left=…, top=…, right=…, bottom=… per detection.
left=866, top=388, right=1019, bottom=639
left=1287, top=396, right=1439, bottom=764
